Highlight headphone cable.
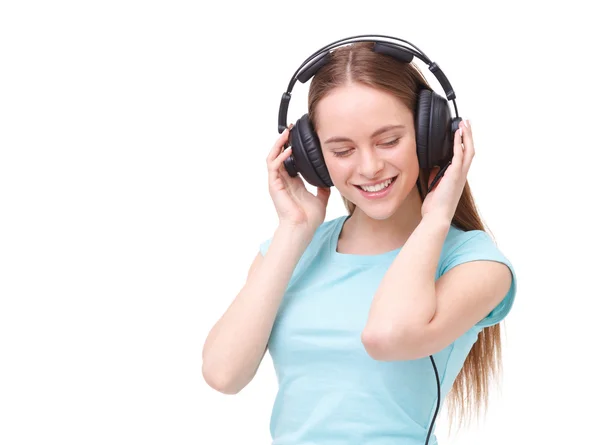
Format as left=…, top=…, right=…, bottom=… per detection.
left=425, top=355, right=441, bottom=445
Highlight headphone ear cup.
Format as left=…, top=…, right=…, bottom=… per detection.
left=415, top=89, right=433, bottom=169
left=289, top=114, right=333, bottom=188
left=415, top=89, right=454, bottom=168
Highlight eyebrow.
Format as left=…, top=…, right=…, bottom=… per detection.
left=323, top=124, right=406, bottom=144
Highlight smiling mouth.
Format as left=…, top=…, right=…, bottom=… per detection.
left=353, top=176, right=398, bottom=192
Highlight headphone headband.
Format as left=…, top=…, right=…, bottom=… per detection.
left=278, top=34, right=459, bottom=133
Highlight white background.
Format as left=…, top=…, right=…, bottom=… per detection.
left=1, top=1, right=598, bottom=444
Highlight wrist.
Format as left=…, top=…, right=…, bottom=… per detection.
left=275, top=223, right=314, bottom=247
left=420, top=211, right=452, bottom=230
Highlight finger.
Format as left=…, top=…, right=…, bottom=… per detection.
left=268, top=139, right=292, bottom=174
left=278, top=151, right=306, bottom=191
left=268, top=145, right=293, bottom=185
left=274, top=145, right=293, bottom=168
left=460, top=120, right=475, bottom=171
left=451, top=125, right=464, bottom=168
left=270, top=146, right=295, bottom=189
left=266, top=127, right=290, bottom=163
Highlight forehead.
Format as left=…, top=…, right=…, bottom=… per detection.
left=315, top=83, right=413, bottom=133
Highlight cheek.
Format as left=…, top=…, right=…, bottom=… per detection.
left=389, top=144, right=418, bottom=170
left=406, top=152, right=420, bottom=172
left=323, top=158, right=350, bottom=185
left=404, top=155, right=421, bottom=182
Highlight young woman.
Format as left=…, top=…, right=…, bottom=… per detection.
left=202, top=38, right=516, bottom=445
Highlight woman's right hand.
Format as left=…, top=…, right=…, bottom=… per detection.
left=267, top=126, right=331, bottom=236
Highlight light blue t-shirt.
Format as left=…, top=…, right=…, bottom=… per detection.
left=259, top=215, right=517, bottom=445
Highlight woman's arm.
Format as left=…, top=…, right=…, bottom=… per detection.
left=202, top=225, right=312, bottom=394
left=363, top=214, right=449, bottom=340
left=362, top=214, right=511, bottom=361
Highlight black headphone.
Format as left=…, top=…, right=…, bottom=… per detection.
left=277, top=34, right=463, bottom=195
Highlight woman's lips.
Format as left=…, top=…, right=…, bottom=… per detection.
left=353, top=176, right=398, bottom=200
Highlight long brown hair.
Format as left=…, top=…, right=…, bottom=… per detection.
left=307, top=42, right=503, bottom=433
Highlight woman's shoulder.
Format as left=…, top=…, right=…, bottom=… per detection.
left=440, top=224, right=514, bottom=278
left=444, top=224, right=493, bottom=252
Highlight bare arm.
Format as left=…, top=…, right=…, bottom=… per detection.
left=202, top=225, right=312, bottom=394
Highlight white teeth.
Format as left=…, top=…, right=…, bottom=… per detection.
left=359, top=178, right=393, bottom=192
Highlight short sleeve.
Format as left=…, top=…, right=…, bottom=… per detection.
left=440, top=230, right=517, bottom=330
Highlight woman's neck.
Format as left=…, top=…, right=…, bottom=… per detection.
left=338, top=186, right=423, bottom=254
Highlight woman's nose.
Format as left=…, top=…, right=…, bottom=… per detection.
left=357, top=150, right=384, bottom=178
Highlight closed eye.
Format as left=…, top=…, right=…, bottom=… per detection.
left=382, top=138, right=400, bottom=147
left=332, top=138, right=400, bottom=158
left=332, top=149, right=353, bottom=158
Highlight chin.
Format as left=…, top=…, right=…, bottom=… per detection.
left=357, top=205, right=401, bottom=221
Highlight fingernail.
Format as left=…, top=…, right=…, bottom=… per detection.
left=459, top=127, right=463, bottom=137
left=464, top=119, right=470, bottom=128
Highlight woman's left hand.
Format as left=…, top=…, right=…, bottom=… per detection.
left=421, top=119, right=474, bottom=222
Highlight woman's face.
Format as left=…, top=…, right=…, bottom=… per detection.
left=315, top=83, right=420, bottom=220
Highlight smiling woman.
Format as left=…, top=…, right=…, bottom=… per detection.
left=202, top=35, right=517, bottom=445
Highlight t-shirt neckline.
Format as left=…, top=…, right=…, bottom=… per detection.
left=328, top=215, right=403, bottom=266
